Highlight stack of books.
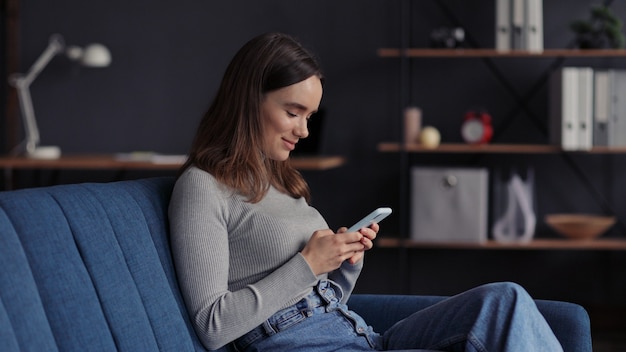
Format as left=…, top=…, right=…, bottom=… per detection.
left=496, top=0, right=543, bottom=52
left=550, top=67, right=626, bottom=150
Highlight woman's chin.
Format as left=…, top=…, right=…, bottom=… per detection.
left=268, top=152, right=290, bottom=162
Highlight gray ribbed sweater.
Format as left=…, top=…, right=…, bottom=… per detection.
left=169, top=166, right=363, bottom=350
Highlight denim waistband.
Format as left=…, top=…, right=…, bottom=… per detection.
left=233, top=280, right=344, bottom=351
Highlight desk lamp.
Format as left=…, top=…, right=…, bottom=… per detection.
left=8, top=34, right=111, bottom=159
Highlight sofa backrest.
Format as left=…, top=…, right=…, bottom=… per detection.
left=0, top=177, right=215, bottom=351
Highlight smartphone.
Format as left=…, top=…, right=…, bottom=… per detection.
left=346, top=207, right=392, bottom=232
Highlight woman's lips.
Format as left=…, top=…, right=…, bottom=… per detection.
left=283, top=138, right=297, bottom=150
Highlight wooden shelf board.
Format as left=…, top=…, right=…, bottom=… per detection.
left=0, top=155, right=346, bottom=171
left=377, top=237, right=626, bottom=250
left=290, top=156, right=346, bottom=170
left=377, top=143, right=626, bottom=154
left=378, top=48, right=626, bottom=58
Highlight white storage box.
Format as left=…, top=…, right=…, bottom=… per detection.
left=410, top=167, right=489, bottom=243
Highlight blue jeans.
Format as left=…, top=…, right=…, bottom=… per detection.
left=233, top=280, right=378, bottom=351
left=381, top=282, right=563, bottom=351
left=233, top=281, right=562, bottom=351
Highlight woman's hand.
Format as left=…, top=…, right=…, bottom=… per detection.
left=301, top=229, right=367, bottom=276
left=338, top=223, right=378, bottom=264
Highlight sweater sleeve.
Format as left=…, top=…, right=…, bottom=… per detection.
left=168, top=169, right=319, bottom=350
left=328, top=259, right=364, bottom=304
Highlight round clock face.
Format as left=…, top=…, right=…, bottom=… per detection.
left=461, top=119, right=486, bottom=143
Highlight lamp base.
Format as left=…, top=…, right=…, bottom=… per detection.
left=27, top=146, right=62, bottom=159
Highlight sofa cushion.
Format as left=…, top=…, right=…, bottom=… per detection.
left=0, top=178, right=208, bottom=351
left=0, top=210, right=58, bottom=351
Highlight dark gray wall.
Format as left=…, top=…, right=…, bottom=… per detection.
left=16, top=0, right=402, bottom=227
left=12, top=0, right=626, bottom=335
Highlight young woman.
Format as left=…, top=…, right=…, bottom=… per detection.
left=169, top=32, right=563, bottom=351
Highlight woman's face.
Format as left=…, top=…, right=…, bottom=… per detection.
left=260, top=75, right=323, bottom=161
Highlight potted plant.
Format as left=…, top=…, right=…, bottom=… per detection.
left=570, top=4, right=625, bottom=49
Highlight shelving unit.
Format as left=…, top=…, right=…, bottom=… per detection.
left=375, top=3, right=626, bottom=344
left=378, top=12, right=626, bottom=251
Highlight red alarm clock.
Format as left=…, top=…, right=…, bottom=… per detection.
left=461, top=110, right=493, bottom=144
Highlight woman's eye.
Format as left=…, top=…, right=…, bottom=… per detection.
left=287, top=111, right=297, bottom=117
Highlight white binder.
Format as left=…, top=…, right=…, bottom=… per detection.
left=495, top=0, right=543, bottom=52
left=495, top=0, right=511, bottom=51
left=608, top=69, right=626, bottom=147
left=593, top=70, right=609, bottom=146
left=550, top=67, right=580, bottom=151
left=577, top=67, right=594, bottom=151
left=525, top=0, right=544, bottom=52
left=511, top=0, right=525, bottom=49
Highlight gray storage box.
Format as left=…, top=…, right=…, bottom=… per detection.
left=410, top=167, right=489, bottom=243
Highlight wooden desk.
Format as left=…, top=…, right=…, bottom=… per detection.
left=0, top=154, right=346, bottom=170
left=0, top=154, right=346, bottom=189
left=0, top=154, right=183, bottom=170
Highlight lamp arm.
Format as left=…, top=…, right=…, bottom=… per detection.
left=13, top=81, right=39, bottom=153
left=8, top=34, right=65, bottom=154
left=21, top=35, right=65, bottom=86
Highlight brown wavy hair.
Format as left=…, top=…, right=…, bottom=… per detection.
left=180, top=33, right=324, bottom=203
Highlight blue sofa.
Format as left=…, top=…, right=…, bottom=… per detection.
left=0, top=177, right=592, bottom=351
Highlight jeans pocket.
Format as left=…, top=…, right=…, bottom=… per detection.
left=273, top=310, right=307, bottom=331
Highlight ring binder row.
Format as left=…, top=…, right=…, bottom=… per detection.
left=496, top=0, right=543, bottom=52
left=549, top=67, right=626, bottom=150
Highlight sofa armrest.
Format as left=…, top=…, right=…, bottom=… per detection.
left=347, top=294, right=592, bottom=352
left=348, top=294, right=446, bottom=333
left=534, top=299, right=592, bottom=352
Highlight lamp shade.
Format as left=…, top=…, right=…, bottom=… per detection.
left=66, top=43, right=112, bottom=67
left=82, top=44, right=112, bottom=67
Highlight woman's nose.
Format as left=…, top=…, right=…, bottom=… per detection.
left=295, top=119, right=309, bottom=138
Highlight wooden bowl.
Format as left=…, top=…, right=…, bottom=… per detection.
left=545, top=214, right=616, bottom=240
